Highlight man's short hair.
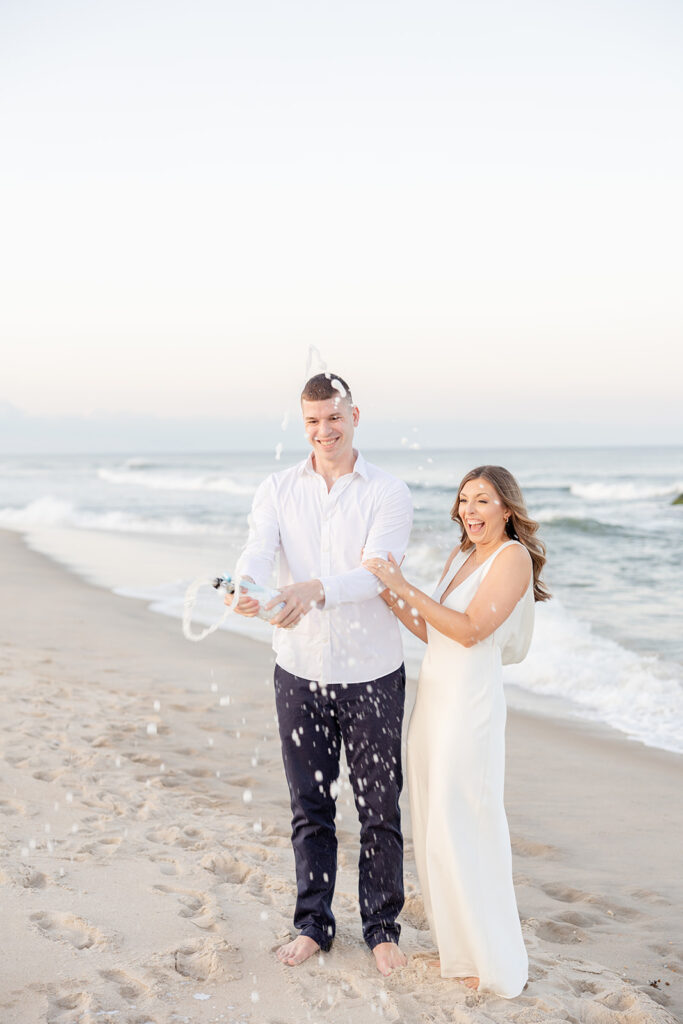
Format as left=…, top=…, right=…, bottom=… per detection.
left=301, top=373, right=353, bottom=405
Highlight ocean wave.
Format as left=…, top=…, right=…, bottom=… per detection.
left=0, top=497, right=230, bottom=537
left=97, top=467, right=255, bottom=495
left=132, top=576, right=683, bottom=756
left=123, top=457, right=161, bottom=469
left=533, top=509, right=631, bottom=534
left=503, top=601, right=683, bottom=754
left=570, top=481, right=683, bottom=501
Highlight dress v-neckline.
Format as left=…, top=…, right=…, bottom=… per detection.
left=439, top=541, right=516, bottom=606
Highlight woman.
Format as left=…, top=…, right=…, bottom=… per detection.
left=364, top=465, right=550, bottom=998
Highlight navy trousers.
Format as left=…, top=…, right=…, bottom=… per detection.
left=274, top=663, right=406, bottom=951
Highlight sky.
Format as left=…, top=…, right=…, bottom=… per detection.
left=1, top=0, right=682, bottom=450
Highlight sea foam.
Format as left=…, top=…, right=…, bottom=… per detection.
left=0, top=498, right=230, bottom=536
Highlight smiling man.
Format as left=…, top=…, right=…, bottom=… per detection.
left=231, top=372, right=413, bottom=975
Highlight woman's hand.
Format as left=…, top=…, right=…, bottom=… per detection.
left=363, top=552, right=407, bottom=595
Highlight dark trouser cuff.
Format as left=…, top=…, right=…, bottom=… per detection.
left=366, top=928, right=401, bottom=951
left=300, top=926, right=333, bottom=953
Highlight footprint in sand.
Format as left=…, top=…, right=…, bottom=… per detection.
left=533, top=919, right=587, bottom=944
left=153, top=884, right=218, bottom=931
left=239, top=841, right=279, bottom=864
left=510, top=835, right=559, bottom=859
left=541, top=882, right=641, bottom=922
left=32, top=769, right=64, bottom=783
left=631, top=888, right=672, bottom=907
left=46, top=988, right=95, bottom=1024
left=150, top=854, right=182, bottom=876
left=145, top=825, right=200, bottom=849
left=648, top=943, right=683, bottom=971
left=78, top=836, right=123, bottom=858
left=99, top=967, right=149, bottom=1002
left=20, top=867, right=48, bottom=889
left=126, top=752, right=163, bottom=767
left=173, top=936, right=242, bottom=982
left=178, top=893, right=216, bottom=930
left=200, top=851, right=252, bottom=884
left=31, top=911, right=106, bottom=950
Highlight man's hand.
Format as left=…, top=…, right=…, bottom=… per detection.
left=267, top=580, right=325, bottom=629
left=224, top=577, right=260, bottom=617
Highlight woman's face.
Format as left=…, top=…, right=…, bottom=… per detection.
left=457, top=476, right=509, bottom=545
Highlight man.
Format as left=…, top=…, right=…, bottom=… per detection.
left=229, top=373, right=413, bottom=976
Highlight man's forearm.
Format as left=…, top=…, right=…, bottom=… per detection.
left=319, top=566, right=384, bottom=609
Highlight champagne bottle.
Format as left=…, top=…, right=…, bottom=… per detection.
left=212, top=575, right=285, bottom=622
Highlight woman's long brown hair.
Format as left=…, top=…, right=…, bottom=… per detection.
left=451, top=465, right=551, bottom=603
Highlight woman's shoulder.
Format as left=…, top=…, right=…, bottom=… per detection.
left=488, top=541, right=532, bottom=584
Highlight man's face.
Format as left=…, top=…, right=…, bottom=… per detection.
left=301, top=396, right=359, bottom=462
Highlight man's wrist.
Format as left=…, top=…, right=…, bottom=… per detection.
left=310, top=579, right=325, bottom=609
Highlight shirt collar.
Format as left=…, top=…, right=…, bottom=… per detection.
left=299, top=449, right=368, bottom=480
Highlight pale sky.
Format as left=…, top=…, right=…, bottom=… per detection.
left=1, top=0, right=682, bottom=446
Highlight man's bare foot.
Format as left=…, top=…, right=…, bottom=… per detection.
left=372, top=941, right=407, bottom=977
left=276, top=935, right=320, bottom=966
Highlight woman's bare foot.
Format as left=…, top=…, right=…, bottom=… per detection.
left=372, top=941, right=407, bottom=976
left=427, top=960, right=479, bottom=988
left=276, top=935, right=320, bottom=966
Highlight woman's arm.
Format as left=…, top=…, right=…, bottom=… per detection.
left=366, top=545, right=532, bottom=648
left=379, top=587, right=428, bottom=643
left=379, top=545, right=462, bottom=643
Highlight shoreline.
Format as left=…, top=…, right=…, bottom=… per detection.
left=1, top=529, right=681, bottom=1023
left=14, top=521, right=683, bottom=758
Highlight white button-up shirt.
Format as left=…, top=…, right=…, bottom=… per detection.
left=235, top=450, right=413, bottom=684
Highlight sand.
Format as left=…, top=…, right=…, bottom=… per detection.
left=0, top=529, right=681, bottom=1024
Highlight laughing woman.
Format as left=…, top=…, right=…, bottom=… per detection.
left=364, top=465, right=550, bottom=998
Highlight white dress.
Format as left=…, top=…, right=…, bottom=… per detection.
left=407, top=540, right=533, bottom=997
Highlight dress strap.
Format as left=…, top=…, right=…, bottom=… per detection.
left=435, top=547, right=468, bottom=598
left=483, top=539, right=519, bottom=570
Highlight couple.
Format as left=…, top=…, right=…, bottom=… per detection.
left=229, top=372, right=550, bottom=997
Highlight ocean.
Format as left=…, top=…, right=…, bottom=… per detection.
left=2, top=446, right=682, bottom=755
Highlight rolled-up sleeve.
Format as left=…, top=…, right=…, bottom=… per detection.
left=235, top=477, right=280, bottom=586
left=320, top=480, right=413, bottom=609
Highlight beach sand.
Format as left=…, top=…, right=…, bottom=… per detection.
left=1, top=529, right=681, bottom=1024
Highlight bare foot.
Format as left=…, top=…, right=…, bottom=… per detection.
left=276, top=935, right=320, bottom=966
left=372, top=941, right=407, bottom=977
left=428, top=960, right=479, bottom=988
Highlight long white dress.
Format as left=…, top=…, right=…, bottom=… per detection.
left=407, top=540, right=533, bottom=998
